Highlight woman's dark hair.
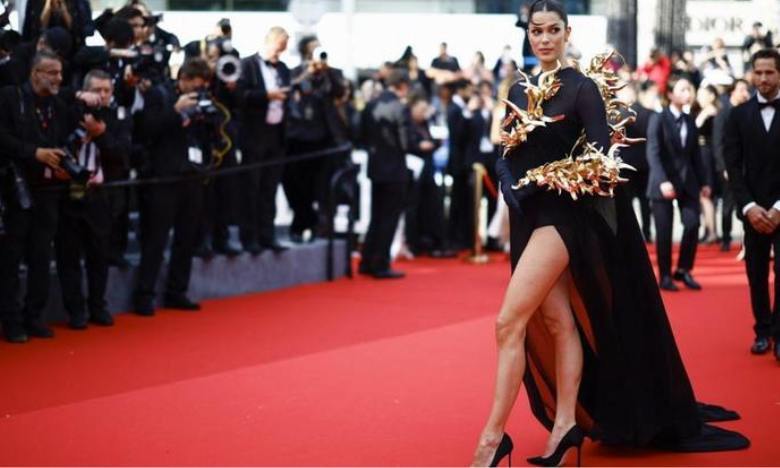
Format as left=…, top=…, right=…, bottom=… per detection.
left=528, top=0, right=568, bottom=27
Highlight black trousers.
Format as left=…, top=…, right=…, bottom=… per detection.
left=283, top=139, right=326, bottom=236
left=720, top=174, right=737, bottom=245
left=200, top=148, right=238, bottom=248
left=406, top=159, right=446, bottom=253
left=625, top=169, right=653, bottom=240
left=361, top=181, right=407, bottom=272
left=134, top=180, right=204, bottom=306
left=239, top=123, right=284, bottom=245
left=104, top=184, right=129, bottom=261
left=0, top=190, right=61, bottom=326
left=744, top=224, right=780, bottom=340
left=652, top=196, right=700, bottom=277
left=55, top=191, right=111, bottom=318
left=447, top=171, right=473, bottom=250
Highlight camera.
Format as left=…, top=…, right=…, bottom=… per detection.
left=60, top=128, right=92, bottom=186
left=0, top=161, right=33, bottom=236
left=189, top=88, right=220, bottom=121
left=129, top=43, right=167, bottom=79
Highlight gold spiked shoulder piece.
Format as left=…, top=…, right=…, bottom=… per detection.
left=512, top=50, right=643, bottom=200
left=500, top=62, right=565, bottom=157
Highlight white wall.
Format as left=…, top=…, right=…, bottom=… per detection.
left=88, top=11, right=608, bottom=78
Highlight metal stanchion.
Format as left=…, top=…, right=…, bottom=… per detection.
left=466, top=162, right=490, bottom=264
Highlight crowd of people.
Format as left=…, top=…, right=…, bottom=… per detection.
left=0, top=0, right=778, bottom=354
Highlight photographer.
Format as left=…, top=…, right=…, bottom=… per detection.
left=284, top=36, right=347, bottom=244
left=73, top=19, right=139, bottom=108
left=132, top=58, right=214, bottom=317
left=54, top=69, right=130, bottom=329
left=0, top=52, right=80, bottom=343
left=186, top=19, right=242, bottom=257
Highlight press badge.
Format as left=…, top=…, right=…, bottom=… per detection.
left=188, top=147, right=203, bottom=164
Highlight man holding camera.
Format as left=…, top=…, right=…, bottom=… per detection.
left=0, top=52, right=79, bottom=343
left=55, top=69, right=130, bottom=329
left=237, top=26, right=290, bottom=254
left=132, top=58, right=213, bottom=317
left=284, top=36, right=346, bottom=244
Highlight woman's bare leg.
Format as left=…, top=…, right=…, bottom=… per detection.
left=471, top=227, right=570, bottom=466
left=701, top=195, right=717, bottom=242
left=538, top=270, right=583, bottom=456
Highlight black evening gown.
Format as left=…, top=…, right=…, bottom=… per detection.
left=503, top=68, right=749, bottom=452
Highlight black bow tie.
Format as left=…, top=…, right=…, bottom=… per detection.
left=759, top=99, right=780, bottom=110
left=264, top=59, right=278, bottom=68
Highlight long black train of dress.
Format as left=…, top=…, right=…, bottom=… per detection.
left=503, top=67, right=749, bottom=451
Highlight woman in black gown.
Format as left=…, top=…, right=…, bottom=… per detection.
left=470, top=1, right=748, bottom=466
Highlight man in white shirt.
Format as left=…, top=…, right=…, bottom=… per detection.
left=236, top=26, right=290, bottom=254
left=724, top=48, right=780, bottom=359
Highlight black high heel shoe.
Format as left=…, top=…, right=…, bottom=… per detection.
left=527, top=425, right=584, bottom=467
left=489, top=433, right=514, bottom=467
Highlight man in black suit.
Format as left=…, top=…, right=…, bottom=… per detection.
left=724, top=49, right=780, bottom=359
left=132, top=58, right=214, bottom=316
left=358, top=69, right=412, bottom=279
left=647, top=76, right=710, bottom=291
left=236, top=26, right=290, bottom=254
left=0, top=52, right=79, bottom=343
left=446, top=79, right=476, bottom=250
left=619, top=81, right=654, bottom=242
left=713, top=78, right=750, bottom=252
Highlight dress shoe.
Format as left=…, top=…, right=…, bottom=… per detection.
left=68, top=315, right=89, bottom=330
left=89, top=312, right=115, bottom=327
left=164, top=295, right=201, bottom=311
left=213, top=241, right=242, bottom=257
left=429, top=249, right=458, bottom=259
left=261, top=241, right=289, bottom=253
left=372, top=269, right=406, bottom=279
left=720, top=241, right=731, bottom=252
left=289, top=232, right=305, bottom=244
left=751, top=336, right=771, bottom=355
left=134, top=301, right=155, bottom=317
left=484, top=237, right=504, bottom=253
left=774, top=341, right=780, bottom=362
left=673, top=269, right=702, bottom=290
left=2, top=323, right=28, bottom=344
left=658, top=275, right=679, bottom=291
left=243, top=241, right=264, bottom=255
left=194, top=243, right=215, bottom=260
left=24, top=320, right=54, bottom=338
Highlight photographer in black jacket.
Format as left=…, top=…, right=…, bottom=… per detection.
left=55, top=69, right=130, bottom=329
left=0, top=52, right=80, bottom=343
left=284, top=36, right=346, bottom=243
left=132, top=58, right=214, bottom=317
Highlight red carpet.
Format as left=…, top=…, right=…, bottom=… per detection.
left=0, top=245, right=778, bottom=466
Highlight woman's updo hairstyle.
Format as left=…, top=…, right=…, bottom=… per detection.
left=528, top=0, right=569, bottom=28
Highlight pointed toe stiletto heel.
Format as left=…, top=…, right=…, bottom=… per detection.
left=527, top=425, right=584, bottom=467
left=490, top=433, right=515, bottom=467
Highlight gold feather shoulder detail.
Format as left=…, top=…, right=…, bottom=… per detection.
left=512, top=50, right=643, bottom=200
left=500, top=62, right=565, bottom=157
